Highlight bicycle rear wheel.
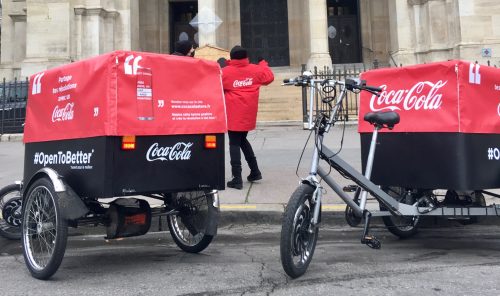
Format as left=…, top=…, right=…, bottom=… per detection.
left=380, top=187, right=421, bottom=238
left=167, top=190, right=215, bottom=253
left=22, top=177, right=68, bottom=280
left=280, top=184, right=318, bottom=278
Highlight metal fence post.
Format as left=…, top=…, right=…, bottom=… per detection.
left=1, top=78, right=5, bottom=134
left=301, top=64, right=308, bottom=129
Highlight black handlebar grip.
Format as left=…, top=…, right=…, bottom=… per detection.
left=283, top=79, right=291, bottom=83
left=364, top=85, right=383, bottom=92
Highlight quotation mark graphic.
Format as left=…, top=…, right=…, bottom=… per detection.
left=93, top=107, right=99, bottom=117
left=34, top=153, right=39, bottom=164
left=488, top=148, right=500, bottom=160
left=31, top=73, right=45, bottom=95
left=158, top=100, right=165, bottom=108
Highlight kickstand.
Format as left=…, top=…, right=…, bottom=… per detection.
left=360, top=210, right=381, bottom=249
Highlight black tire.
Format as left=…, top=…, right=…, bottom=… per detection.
left=0, top=183, right=22, bottom=240
left=167, top=190, right=214, bottom=253
left=280, top=184, right=318, bottom=278
left=380, top=187, right=421, bottom=239
left=22, top=177, right=68, bottom=280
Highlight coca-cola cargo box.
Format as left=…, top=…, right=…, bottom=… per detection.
left=23, top=51, right=227, bottom=197
left=359, top=60, right=500, bottom=190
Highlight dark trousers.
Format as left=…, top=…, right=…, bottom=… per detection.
left=228, top=131, right=256, bottom=168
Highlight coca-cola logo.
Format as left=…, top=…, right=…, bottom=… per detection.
left=146, top=142, right=193, bottom=162
left=370, top=80, right=447, bottom=112
left=52, top=103, right=75, bottom=122
left=233, top=78, right=253, bottom=88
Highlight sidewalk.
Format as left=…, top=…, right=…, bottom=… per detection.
left=0, top=121, right=372, bottom=227
left=2, top=122, right=499, bottom=228
left=217, top=121, right=379, bottom=225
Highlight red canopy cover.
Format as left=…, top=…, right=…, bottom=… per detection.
left=358, top=60, right=500, bottom=134
left=24, top=51, right=227, bottom=143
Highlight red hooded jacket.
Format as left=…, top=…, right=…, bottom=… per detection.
left=222, top=58, right=274, bottom=131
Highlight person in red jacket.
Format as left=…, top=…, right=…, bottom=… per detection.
left=222, top=45, right=274, bottom=189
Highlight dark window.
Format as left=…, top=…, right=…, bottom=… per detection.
left=240, top=0, right=290, bottom=67
left=169, top=2, right=198, bottom=53
left=327, top=0, right=361, bottom=63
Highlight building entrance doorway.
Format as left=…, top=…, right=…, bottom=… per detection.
left=240, top=0, right=290, bottom=67
left=169, top=1, right=198, bottom=53
left=327, top=0, right=361, bottom=64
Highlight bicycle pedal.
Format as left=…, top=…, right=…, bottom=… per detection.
left=361, top=235, right=381, bottom=249
left=343, top=185, right=359, bottom=192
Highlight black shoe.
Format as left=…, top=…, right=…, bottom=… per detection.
left=247, top=171, right=262, bottom=182
left=227, top=177, right=243, bottom=189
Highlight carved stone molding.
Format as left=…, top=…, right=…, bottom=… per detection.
left=74, top=6, right=119, bottom=18
left=408, top=0, right=428, bottom=5
left=9, top=10, right=27, bottom=22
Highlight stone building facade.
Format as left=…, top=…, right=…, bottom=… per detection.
left=0, top=0, right=499, bottom=80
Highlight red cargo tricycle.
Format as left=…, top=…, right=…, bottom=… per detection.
left=280, top=61, right=500, bottom=278
left=16, top=51, right=226, bottom=280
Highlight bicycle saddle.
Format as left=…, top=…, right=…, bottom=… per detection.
left=363, top=111, right=400, bottom=129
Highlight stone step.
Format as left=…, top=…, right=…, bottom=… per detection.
left=257, top=70, right=303, bottom=122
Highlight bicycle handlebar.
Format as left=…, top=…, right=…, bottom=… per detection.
left=282, top=76, right=381, bottom=96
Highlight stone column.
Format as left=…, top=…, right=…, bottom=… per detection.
left=74, top=7, right=85, bottom=61
left=197, top=0, right=219, bottom=47
left=389, top=0, right=416, bottom=65
left=22, top=2, right=71, bottom=77
left=306, top=0, right=331, bottom=70
left=84, top=8, right=104, bottom=57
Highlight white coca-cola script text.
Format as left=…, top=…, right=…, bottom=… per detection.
left=52, top=103, right=75, bottom=122
left=233, top=78, right=253, bottom=88
left=146, top=142, right=193, bottom=161
left=370, top=80, right=447, bottom=111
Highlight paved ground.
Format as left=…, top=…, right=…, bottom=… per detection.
left=3, top=224, right=500, bottom=295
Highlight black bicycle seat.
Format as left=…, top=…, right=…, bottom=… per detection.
left=363, top=111, right=400, bottom=129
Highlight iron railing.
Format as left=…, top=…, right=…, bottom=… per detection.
left=0, top=78, right=29, bottom=134
left=300, top=63, right=367, bottom=127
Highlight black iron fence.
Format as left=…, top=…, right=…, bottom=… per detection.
left=300, top=63, right=367, bottom=126
left=0, top=78, right=29, bottom=134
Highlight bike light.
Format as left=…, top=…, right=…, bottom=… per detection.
left=205, top=135, right=217, bottom=149
left=121, top=135, right=136, bottom=150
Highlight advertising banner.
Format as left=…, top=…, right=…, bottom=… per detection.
left=358, top=60, right=500, bottom=134
left=24, top=51, right=227, bottom=143
left=358, top=60, right=500, bottom=189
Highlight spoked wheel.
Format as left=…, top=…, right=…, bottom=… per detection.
left=380, top=187, right=423, bottom=239
left=167, top=190, right=214, bottom=253
left=0, top=183, right=23, bottom=240
left=22, top=178, right=68, bottom=280
left=280, top=184, right=318, bottom=278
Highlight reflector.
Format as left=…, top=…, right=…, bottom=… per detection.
left=121, top=135, right=136, bottom=150
left=205, top=135, right=216, bottom=149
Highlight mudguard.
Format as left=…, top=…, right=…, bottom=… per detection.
left=205, top=191, right=220, bottom=236
left=24, top=167, right=89, bottom=221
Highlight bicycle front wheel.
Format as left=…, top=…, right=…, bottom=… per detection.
left=280, top=184, right=318, bottom=278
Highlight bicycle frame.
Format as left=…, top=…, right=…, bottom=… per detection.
left=280, top=73, right=500, bottom=279
left=301, top=78, right=500, bottom=231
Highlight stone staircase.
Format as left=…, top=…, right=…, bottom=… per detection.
left=256, top=68, right=304, bottom=122
left=256, top=64, right=368, bottom=122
